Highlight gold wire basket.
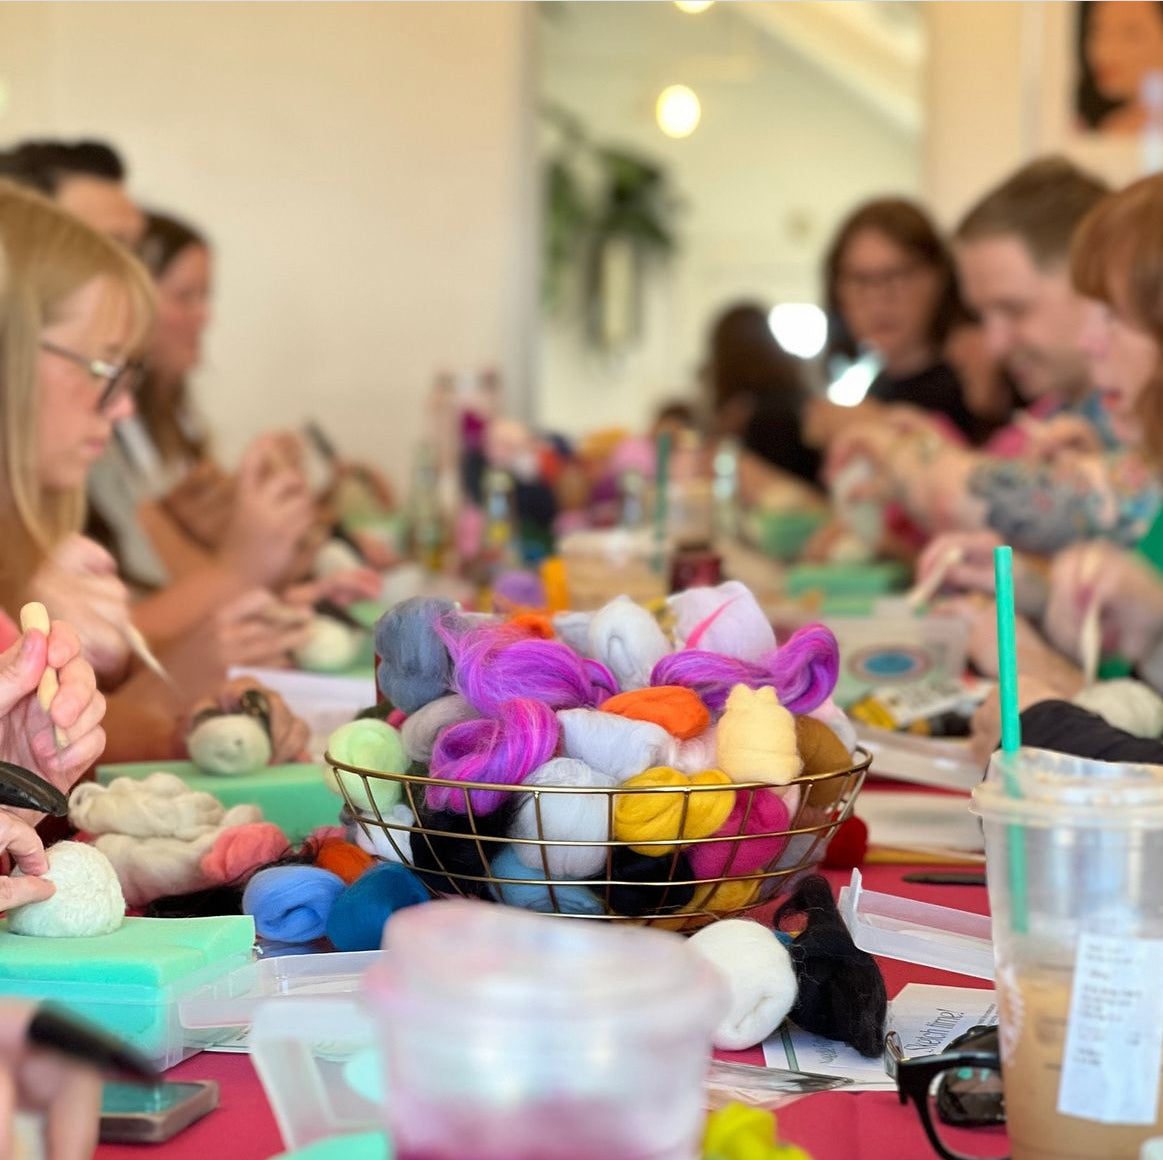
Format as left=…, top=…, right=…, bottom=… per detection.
left=327, top=747, right=870, bottom=933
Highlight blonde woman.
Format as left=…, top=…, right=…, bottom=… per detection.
left=0, top=182, right=308, bottom=762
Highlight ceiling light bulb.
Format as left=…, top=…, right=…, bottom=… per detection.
left=656, top=85, right=701, bottom=139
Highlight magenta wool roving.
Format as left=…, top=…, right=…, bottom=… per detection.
left=687, top=788, right=792, bottom=879
left=427, top=697, right=560, bottom=815
left=651, top=623, right=839, bottom=715
left=441, top=621, right=618, bottom=717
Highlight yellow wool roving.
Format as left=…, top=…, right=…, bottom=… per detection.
left=717, top=685, right=802, bottom=785
left=614, top=767, right=735, bottom=856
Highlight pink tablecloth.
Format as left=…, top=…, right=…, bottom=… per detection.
left=96, top=864, right=992, bottom=1160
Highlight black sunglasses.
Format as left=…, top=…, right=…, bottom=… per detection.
left=886, top=1025, right=1007, bottom=1160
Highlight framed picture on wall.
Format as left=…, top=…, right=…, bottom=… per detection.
left=1074, top=0, right=1163, bottom=136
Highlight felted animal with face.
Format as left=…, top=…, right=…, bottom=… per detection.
left=186, top=687, right=274, bottom=777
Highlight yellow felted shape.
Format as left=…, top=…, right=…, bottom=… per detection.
left=717, top=686, right=802, bottom=785
left=704, top=1104, right=816, bottom=1160
left=614, top=767, right=735, bottom=856
left=689, top=878, right=761, bottom=914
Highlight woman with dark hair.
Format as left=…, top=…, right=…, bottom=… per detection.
left=825, top=197, right=988, bottom=441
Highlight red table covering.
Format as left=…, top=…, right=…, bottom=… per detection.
left=94, top=862, right=991, bottom=1160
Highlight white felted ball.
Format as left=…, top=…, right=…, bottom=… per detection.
left=686, top=919, right=798, bottom=1050
left=586, top=596, right=671, bottom=691
left=294, top=615, right=362, bottom=673
left=69, top=773, right=224, bottom=840
left=557, top=708, right=672, bottom=782
left=187, top=714, right=273, bottom=777
left=510, top=758, right=617, bottom=878
left=9, top=842, right=125, bottom=937
left=1073, top=679, right=1163, bottom=739
left=315, top=538, right=365, bottom=578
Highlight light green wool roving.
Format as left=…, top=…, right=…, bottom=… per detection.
left=324, top=719, right=408, bottom=813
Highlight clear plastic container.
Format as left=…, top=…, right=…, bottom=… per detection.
left=365, top=900, right=725, bottom=1160
left=972, top=749, right=1163, bottom=1160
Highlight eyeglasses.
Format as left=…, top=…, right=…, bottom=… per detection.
left=837, top=262, right=924, bottom=297
left=886, top=1025, right=1008, bottom=1160
left=40, top=340, right=145, bottom=412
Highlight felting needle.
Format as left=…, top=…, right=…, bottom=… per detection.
left=125, top=624, right=178, bottom=693
left=904, top=545, right=965, bottom=612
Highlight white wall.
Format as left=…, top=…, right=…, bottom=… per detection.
left=536, top=1, right=920, bottom=439
left=0, top=1, right=535, bottom=483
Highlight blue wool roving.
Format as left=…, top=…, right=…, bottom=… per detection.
left=242, top=865, right=345, bottom=943
left=325, top=862, right=431, bottom=952
left=489, top=846, right=605, bottom=916
left=374, top=596, right=456, bottom=714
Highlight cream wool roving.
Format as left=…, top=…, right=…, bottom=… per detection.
left=187, top=714, right=273, bottom=777
left=510, top=757, right=617, bottom=878
left=69, top=773, right=225, bottom=840
left=686, top=918, right=798, bottom=1050
left=557, top=708, right=672, bottom=782
left=586, top=596, right=671, bottom=691
left=668, top=581, right=776, bottom=663
left=9, top=842, right=125, bottom=937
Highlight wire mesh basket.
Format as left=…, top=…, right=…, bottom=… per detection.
left=327, top=747, right=871, bottom=933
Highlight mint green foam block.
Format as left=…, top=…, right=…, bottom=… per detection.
left=96, top=761, right=337, bottom=843
left=0, top=916, right=255, bottom=1066
left=785, top=562, right=909, bottom=601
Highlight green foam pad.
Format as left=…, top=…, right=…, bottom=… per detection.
left=784, top=561, right=909, bottom=598
left=96, top=761, right=337, bottom=843
left=0, top=915, right=255, bottom=987
left=745, top=509, right=828, bottom=562
left=274, top=1132, right=390, bottom=1160
left=0, top=916, right=254, bottom=1063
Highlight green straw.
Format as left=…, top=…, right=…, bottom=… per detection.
left=994, top=545, right=1029, bottom=934
left=652, top=432, right=672, bottom=576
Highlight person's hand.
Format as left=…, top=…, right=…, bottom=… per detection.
left=936, top=597, right=1083, bottom=696
left=1044, top=540, right=1163, bottom=665
left=822, top=423, right=901, bottom=492
left=29, top=537, right=131, bottom=679
left=186, top=676, right=310, bottom=765
left=212, top=589, right=313, bottom=672
left=159, top=460, right=236, bottom=551
left=0, top=813, right=56, bottom=909
left=916, top=532, right=1050, bottom=617
left=0, top=621, right=106, bottom=807
left=0, top=1001, right=103, bottom=1160
left=284, top=567, right=382, bottom=610
left=1017, top=412, right=1105, bottom=463
left=219, top=436, right=317, bottom=588
left=968, top=677, right=1071, bottom=767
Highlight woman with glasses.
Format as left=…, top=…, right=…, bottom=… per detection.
left=824, top=198, right=1004, bottom=444
left=0, top=180, right=312, bottom=763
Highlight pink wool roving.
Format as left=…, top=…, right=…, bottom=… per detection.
left=441, top=621, right=618, bottom=717
left=669, top=581, right=776, bottom=663
left=687, top=788, right=791, bottom=879
left=427, top=697, right=560, bottom=816
left=200, top=823, right=291, bottom=884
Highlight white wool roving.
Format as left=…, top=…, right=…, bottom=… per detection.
left=9, top=842, right=125, bottom=937
left=668, top=580, right=776, bottom=663
left=93, top=804, right=262, bottom=907
left=510, top=758, right=617, bottom=878
left=687, top=919, right=798, bottom=1050
left=557, top=708, right=672, bottom=782
left=808, top=697, right=859, bottom=755
left=586, top=596, right=671, bottom=691
left=293, top=615, right=362, bottom=674
left=69, top=773, right=224, bottom=840
left=187, top=715, right=273, bottom=777
left=401, top=694, right=480, bottom=763
left=349, top=804, right=415, bottom=863
left=553, top=611, right=595, bottom=655
left=666, top=727, right=718, bottom=775
left=1073, top=679, right=1163, bottom=739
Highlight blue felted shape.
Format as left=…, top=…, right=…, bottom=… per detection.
left=489, top=846, right=605, bottom=916
left=242, top=866, right=345, bottom=943
left=374, top=597, right=456, bottom=714
left=325, top=863, right=431, bottom=952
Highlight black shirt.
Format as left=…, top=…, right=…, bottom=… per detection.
left=741, top=395, right=823, bottom=490
left=868, top=360, right=978, bottom=442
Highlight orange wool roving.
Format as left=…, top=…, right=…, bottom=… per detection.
left=601, top=686, right=711, bottom=740
left=314, top=838, right=375, bottom=885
